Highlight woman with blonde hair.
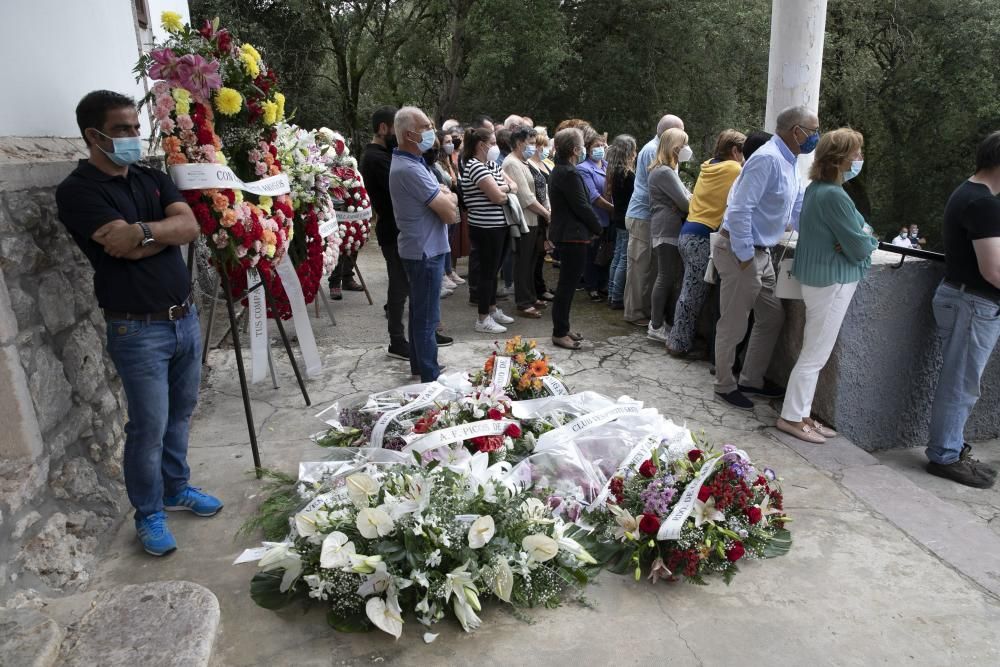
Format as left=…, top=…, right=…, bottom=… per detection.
left=646, top=127, right=692, bottom=342
left=665, top=129, right=745, bottom=357
left=777, top=128, right=877, bottom=443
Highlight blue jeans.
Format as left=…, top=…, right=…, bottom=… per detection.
left=608, top=227, right=629, bottom=304
left=926, top=282, right=1000, bottom=464
left=402, top=253, right=445, bottom=381
left=106, top=307, right=201, bottom=519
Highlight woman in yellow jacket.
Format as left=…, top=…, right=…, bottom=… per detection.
left=665, top=130, right=746, bottom=357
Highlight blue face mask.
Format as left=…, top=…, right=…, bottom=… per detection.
left=843, top=159, right=863, bottom=182
left=591, top=147, right=605, bottom=161
left=95, top=131, right=142, bottom=166
left=416, top=129, right=436, bottom=152
left=541, top=148, right=550, bottom=161
left=523, top=145, right=536, bottom=159
left=797, top=126, right=820, bottom=154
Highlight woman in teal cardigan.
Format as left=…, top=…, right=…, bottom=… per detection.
left=777, top=128, right=878, bottom=443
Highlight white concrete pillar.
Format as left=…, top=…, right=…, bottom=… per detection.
left=764, top=0, right=828, bottom=133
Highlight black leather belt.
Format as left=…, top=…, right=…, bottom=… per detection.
left=104, top=296, right=193, bottom=322
left=943, top=280, right=1000, bottom=305
left=719, top=228, right=770, bottom=252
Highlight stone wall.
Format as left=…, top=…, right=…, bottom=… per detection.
left=769, top=246, right=1000, bottom=451
left=0, top=139, right=127, bottom=603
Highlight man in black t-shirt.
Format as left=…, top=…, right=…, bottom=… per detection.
left=56, top=90, right=222, bottom=556
left=925, top=131, right=1000, bottom=488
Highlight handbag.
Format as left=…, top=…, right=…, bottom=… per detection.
left=594, top=229, right=615, bottom=267
left=774, top=231, right=802, bottom=300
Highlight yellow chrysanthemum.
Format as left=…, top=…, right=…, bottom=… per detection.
left=216, top=152, right=228, bottom=166
left=233, top=189, right=243, bottom=203
left=171, top=88, right=190, bottom=104
left=258, top=196, right=273, bottom=212
left=214, top=87, right=242, bottom=116
left=262, top=100, right=278, bottom=126
left=274, top=92, right=286, bottom=120
left=240, top=44, right=262, bottom=78
left=161, top=11, right=184, bottom=33
left=175, top=100, right=190, bottom=116
left=265, top=244, right=277, bottom=257
left=287, top=226, right=294, bottom=242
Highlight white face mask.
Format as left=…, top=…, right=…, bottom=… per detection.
left=486, top=145, right=501, bottom=163
left=443, top=143, right=455, bottom=155
left=678, top=145, right=693, bottom=162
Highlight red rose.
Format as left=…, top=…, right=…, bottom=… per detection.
left=746, top=507, right=762, bottom=524
left=639, top=513, right=661, bottom=534
left=217, top=30, right=232, bottom=53
left=504, top=423, right=522, bottom=438
left=697, top=486, right=711, bottom=503
left=473, top=435, right=504, bottom=452
left=725, top=542, right=745, bottom=562
left=638, top=459, right=657, bottom=478
left=687, top=449, right=703, bottom=462
left=755, top=476, right=767, bottom=487
left=487, top=407, right=504, bottom=420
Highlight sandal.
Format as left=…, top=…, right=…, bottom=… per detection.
left=568, top=332, right=584, bottom=342
left=533, top=300, right=549, bottom=309
left=805, top=418, right=837, bottom=438
left=517, top=307, right=543, bottom=319
left=776, top=418, right=826, bottom=444
left=552, top=335, right=581, bottom=350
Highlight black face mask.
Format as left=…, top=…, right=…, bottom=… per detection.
left=423, top=148, right=440, bottom=166
left=453, top=137, right=462, bottom=152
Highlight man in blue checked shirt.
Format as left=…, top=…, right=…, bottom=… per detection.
left=712, top=105, right=820, bottom=410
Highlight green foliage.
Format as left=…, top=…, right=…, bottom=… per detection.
left=249, top=570, right=297, bottom=609
left=189, top=0, right=1000, bottom=245
left=237, top=468, right=300, bottom=541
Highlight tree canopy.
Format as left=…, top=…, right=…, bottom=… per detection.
left=189, top=0, right=1000, bottom=245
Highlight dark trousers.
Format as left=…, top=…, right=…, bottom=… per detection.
left=467, top=244, right=480, bottom=295
left=470, top=226, right=508, bottom=315
left=380, top=243, right=409, bottom=345
left=534, top=223, right=549, bottom=296
left=327, top=252, right=355, bottom=288
left=401, top=253, right=445, bottom=381
left=551, top=242, right=588, bottom=337
left=515, top=227, right=540, bottom=309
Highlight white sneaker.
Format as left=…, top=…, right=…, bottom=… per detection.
left=492, top=308, right=514, bottom=325
left=440, top=285, right=454, bottom=298
left=448, top=272, right=466, bottom=285
left=442, top=276, right=458, bottom=290
left=647, top=322, right=668, bottom=342
left=475, top=316, right=507, bottom=334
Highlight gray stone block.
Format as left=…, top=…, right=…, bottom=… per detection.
left=17, top=511, right=97, bottom=590
left=60, top=323, right=105, bottom=402
left=26, top=344, right=73, bottom=435
left=57, top=581, right=220, bottom=667
left=0, top=269, right=18, bottom=345
left=0, top=608, right=63, bottom=667
left=37, top=271, right=76, bottom=335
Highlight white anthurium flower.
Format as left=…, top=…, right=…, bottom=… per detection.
left=293, top=510, right=322, bottom=540
left=493, top=558, right=514, bottom=603
left=356, top=507, right=395, bottom=539
left=522, top=534, right=559, bottom=563
left=319, top=531, right=356, bottom=569
left=552, top=520, right=598, bottom=565
left=692, top=495, right=725, bottom=528
left=365, top=595, right=403, bottom=640
left=415, top=595, right=431, bottom=615
left=467, top=515, right=496, bottom=549
left=348, top=553, right=383, bottom=574
left=258, top=543, right=303, bottom=592
left=356, top=561, right=390, bottom=597
left=345, top=473, right=380, bottom=508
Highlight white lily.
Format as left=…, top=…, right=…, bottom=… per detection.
left=319, top=531, right=356, bottom=569
left=365, top=595, right=403, bottom=639
left=345, top=473, right=380, bottom=508
left=522, top=534, right=559, bottom=563
left=348, top=553, right=383, bottom=574
left=519, top=497, right=550, bottom=523
left=444, top=564, right=483, bottom=633
left=410, top=569, right=430, bottom=589
left=467, top=515, right=496, bottom=549
left=757, top=493, right=782, bottom=527
left=452, top=595, right=482, bottom=632
left=356, top=507, right=395, bottom=539
left=386, top=474, right=432, bottom=519
left=552, top=520, right=598, bottom=565
left=608, top=504, right=641, bottom=541
left=258, top=543, right=302, bottom=592
left=692, top=495, right=725, bottom=527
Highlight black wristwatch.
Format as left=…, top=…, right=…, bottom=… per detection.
left=138, top=222, right=155, bottom=247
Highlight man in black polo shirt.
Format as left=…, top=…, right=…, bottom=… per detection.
left=55, top=90, right=222, bottom=556
left=925, top=130, right=1000, bottom=488
left=360, top=106, right=413, bottom=361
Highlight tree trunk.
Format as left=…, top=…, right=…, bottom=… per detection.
left=435, top=0, right=474, bottom=125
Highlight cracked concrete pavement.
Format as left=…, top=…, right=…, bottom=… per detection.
left=89, top=246, right=1000, bottom=666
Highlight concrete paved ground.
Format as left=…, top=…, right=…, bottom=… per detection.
left=90, top=245, right=1000, bottom=666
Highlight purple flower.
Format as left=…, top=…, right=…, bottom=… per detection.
left=723, top=444, right=737, bottom=454
left=640, top=478, right=677, bottom=515
left=175, top=54, right=222, bottom=102
left=763, top=467, right=777, bottom=482
left=148, top=48, right=180, bottom=81
left=547, top=495, right=563, bottom=510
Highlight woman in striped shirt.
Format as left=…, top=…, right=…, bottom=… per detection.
left=461, top=128, right=518, bottom=334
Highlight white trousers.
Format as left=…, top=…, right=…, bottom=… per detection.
left=780, top=281, right=858, bottom=422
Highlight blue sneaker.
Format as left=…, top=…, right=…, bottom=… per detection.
left=136, top=512, right=177, bottom=556
left=163, top=486, right=223, bottom=517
